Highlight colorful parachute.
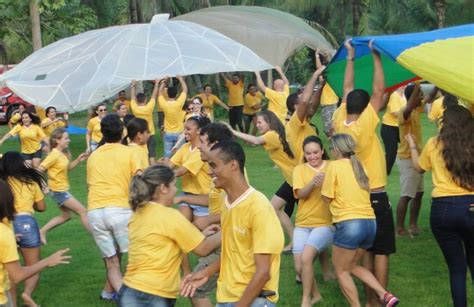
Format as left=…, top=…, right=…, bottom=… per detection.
left=325, top=24, right=474, bottom=103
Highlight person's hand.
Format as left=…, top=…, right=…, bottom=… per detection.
left=368, top=39, right=379, bottom=55
left=46, top=248, right=72, bottom=267
left=77, top=152, right=89, bottom=162
left=131, top=80, right=137, bottom=87
left=157, top=157, right=170, bottom=166
left=405, top=133, right=416, bottom=147
left=344, top=38, right=353, bottom=52
left=201, top=224, right=220, bottom=236
left=219, top=121, right=233, bottom=131
left=43, top=145, right=50, bottom=154
left=173, top=195, right=183, bottom=205
left=314, top=65, right=326, bottom=76
left=275, top=65, right=282, bottom=72
left=180, top=270, right=210, bottom=298
left=15, top=233, right=23, bottom=243
left=312, top=173, right=325, bottom=188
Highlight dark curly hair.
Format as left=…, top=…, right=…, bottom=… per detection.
left=258, top=110, right=294, bottom=159
left=438, top=105, right=473, bottom=190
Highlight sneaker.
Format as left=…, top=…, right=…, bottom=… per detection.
left=382, top=292, right=399, bottom=306
left=100, top=292, right=118, bottom=301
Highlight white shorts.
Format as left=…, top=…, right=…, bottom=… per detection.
left=293, top=226, right=335, bottom=254
left=397, top=158, right=424, bottom=198
left=88, top=207, right=132, bottom=258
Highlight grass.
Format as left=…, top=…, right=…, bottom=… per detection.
left=0, top=110, right=472, bottom=307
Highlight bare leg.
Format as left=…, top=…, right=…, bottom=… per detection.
left=320, top=250, right=336, bottom=281
left=104, top=254, right=123, bottom=292
left=301, top=246, right=321, bottom=307
left=271, top=195, right=294, bottom=251
left=332, top=245, right=360, bottom=307
left=396, top=196, right=410, bottom=236
left=40, top=208, right=71, bottom=244
left=293, top=253, right=302, bottom=282
left=409, top=192, right=423, bottom=235
left=191, top=297, right=213, bottom=307
left=178, top=205, right=193, bottom=222
left=9, top=282, right=17, bottom=307
left=20, top=247, right=41, bottom=307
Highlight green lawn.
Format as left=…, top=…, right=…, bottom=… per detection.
left=0, top=111, right=471, bottom=306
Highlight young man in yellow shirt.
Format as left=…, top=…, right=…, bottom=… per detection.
left=221, top=72, right=244, bottom=132
left=131, top=80, right=159, bottom=164
left=86, top=114, right=142, bottom=300
left=181, top=140, right=284, bottom=306
left=158, top=76, right=188, bottom=158
left=255, top=66, right=290, bottom=123
left=333, top=40, right=395, bottom=307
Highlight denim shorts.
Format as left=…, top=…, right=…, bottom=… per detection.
left=90, top=141, right=99, bottom=152
left=119, top=284, right=176, bottom=307
left=163, top=132, right=181, bottom=158
left=21, top=149, right=42, bottom=161
left=49, top=191, right=72, bottom=207
left=334, top=219, right=377, bottom=250
left=217, top=298, right=275, bottom=307
left=13, top=214, right=41, bottom=248
left=178, top=192, right=209, bottom=217
left=293, top=226, right=335, bottom=254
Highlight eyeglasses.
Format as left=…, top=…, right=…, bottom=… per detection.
left=98, top=109, right=107, bottom=112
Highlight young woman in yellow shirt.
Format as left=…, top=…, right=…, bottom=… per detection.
left=41, top=106, right=68, bottom=137
left=227, top=110, right=297, bottom=252
left=123, top=118, right=151, bottom=169
left=119, top=165, right=220, bottom=306
left=38, top=128, right=90, bottom=244
left=321, top=133, right=399, bottom=307
left=407, top=105, right=474, bottom=307
left=86, top=103, right=107, bottom=153
left=292, top=136, right=334, bottom=306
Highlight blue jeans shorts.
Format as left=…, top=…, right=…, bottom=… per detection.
left=217, top=298, right=275, bottom=307
left=49, top=191, right=72, bottom=207
left=119, top=284, right=176, bottom=307
left=178, top=192, right=209, bottom=217
left=163, top=132, right=181, bottom=158
left=334, top=219, right=377, bottom=250
left=13, top=214, right=41, bottom=248
left=293, top=226, right=335, bottom=254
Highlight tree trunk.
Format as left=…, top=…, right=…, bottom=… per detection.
left=130, top=0, right=138, bottom=23
left=29, top=0, right=42, bottom=51
left=340, top=0, right=347, bottom=39
left=136, top=0, right=144, bottom=23
left=352, top=0, right=361, bottom=36
left=193, top=75, right=203, bottom=93
left=433, top=0, right=446, bottom=28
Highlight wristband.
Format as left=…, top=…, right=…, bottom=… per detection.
left=346, top=56, right=354, bottom=61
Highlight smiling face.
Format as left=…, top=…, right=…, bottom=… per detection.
left=47, top=107, right=57, bottom=119
left=21, top=113, right=32, bottom=126
left=248, top=85, right=257, bottom=96
left=158, top=178, right=178, bottom=207
left=56, top=132, right=71, bottom=149
left=96, top=106, right=107, bottom=119
left=198, top=133, right=213, bottom=162
left=232, top=75, right=240, bottom=84
left=304, top=141, right=324, bottom=168
left=184, top=120, right=200, bottom=142
left=204, top=85, right=212, bottom=95
left=191, top=98, right=203, bottom=113
left=117, top=105, right=128, bottom=118
left=207, top=148, right=231, bottom=189
left=255, top=115, right=269, bottom=134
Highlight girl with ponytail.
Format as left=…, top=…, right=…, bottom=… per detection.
left=120, top=164, right=220, bottom=306
left=123, top=118, right=150, bottom=169
left=225, top=109, right=297, bottom=252
left=321, top=133, right=399, bottom=306
left=38, top=128, right=90, bottom=244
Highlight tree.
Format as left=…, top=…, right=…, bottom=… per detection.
left=29, top=0, right=42, bottom=51
left=433, top=0, right=446, bottom=28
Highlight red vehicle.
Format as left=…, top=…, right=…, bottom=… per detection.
left=0, top=65, right=34, bottom=124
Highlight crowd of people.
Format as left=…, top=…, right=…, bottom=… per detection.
left=0, top=39, right=473, bottom=307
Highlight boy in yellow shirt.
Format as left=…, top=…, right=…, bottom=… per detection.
left=221, top=72, right=244, bottom=132
left=255, top=66, right=290, bottom=123
left=333, top=40, right=395, bottom=307
left=181, top=140, right=284, bottom=306
left=130, top=79, right=159, bottom=164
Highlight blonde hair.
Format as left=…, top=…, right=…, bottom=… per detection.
left=129, top=165, right=175, bottom=211
left=49, top=128, right=71, bottom=158
left=331, top=133, right=370, bottom=191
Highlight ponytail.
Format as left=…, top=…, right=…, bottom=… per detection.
left=349, top=155, right=370, bottom=191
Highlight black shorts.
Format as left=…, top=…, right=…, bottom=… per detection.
left=367, top=192, right=396, bottom=255
left=22, top=149, right=42, bottom=160
left=275, top=181, right=298, bottom=217
left=243, top=113, right=256, bottom=125
left=147, top=135, right=157, bottom=158
left=157, top=111, right=164, bottom=130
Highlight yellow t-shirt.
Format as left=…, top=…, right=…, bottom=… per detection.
left=131, top=99, right=156, bottom=135
left=41, top=118, right=66, bottom=137
left=195, top=93, right=222, bottom=119
left=333, top=103, right=387, bottom=189
left=265, top=84, right=289, bottom=123
left=293, top=162, right=332, bottom=227
left=129, top=143, right=149, bottom=169
left=382, top=91, right=406, bottom=127
left=9, top=113, right=21, bottom=125
left=321, top=159, right=374, bottom=223
left=114, top=99, right=131, bottom=110
left=87, top=143, right=141, bottom=210
left=428, top=96, right=444, bottom=123
left=321, top=84, right=339, bottom=106
left=7, top=177, right=43, bottom=214
left=418, top=137, right=474, bottom=198
left=87, top=117, right=102, bottom=143
left=286, top=114, right=317, bottom=164
left=124, top=202, right=205, bottom=299
left=218, top=188, right=284, bottom=303
left=40, top=148, right=70, bottom=192
left=158, top=93, right=187, bottom=133
left=0, top=223, right=20, bottom=304
left=9, top=124, right=46, bottom=154
left=225, top=79, right=244, bottom=107
left=35, top=106, right=46, bottom=121
left=208, top=168, right=250, bottom=215
left=170, top=143, right=211, bottom=195
left=243, top=92, right=264, bottom=115
left=397, top=106, right=423, bottom=159
left=262, top=130, right=297, bottom=185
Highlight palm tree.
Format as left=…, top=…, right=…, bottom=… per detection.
left=433, top=0, right=446, bottom=28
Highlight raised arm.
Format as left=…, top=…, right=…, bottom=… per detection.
left=131, top=80, right=137, bottom=101
left=214, top=96, right=229, bottom=111
left=220, top=72, right=230, bottom=83
left=369, top=40, right=385, bottom=112
left=151, top=79, right=160, bottom=100
left=177, top=76, right=188, bottom=95
left=402, top=85, right=421, bottom=120
left=342, top=39, right=355, bottom=102
left=275, top=66, right=289, bottom=85
left=423, top=86, right=439, bottom=105
left=223, top=122, right=265, bottom=145
left=254, top=71, right=267, bottom=93
left=299, top=66, right=326, bottom=121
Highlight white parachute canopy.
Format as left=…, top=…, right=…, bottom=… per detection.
left=0, top=14, right=272, bottom=113
left=175, top=6, right=335, bottom=66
